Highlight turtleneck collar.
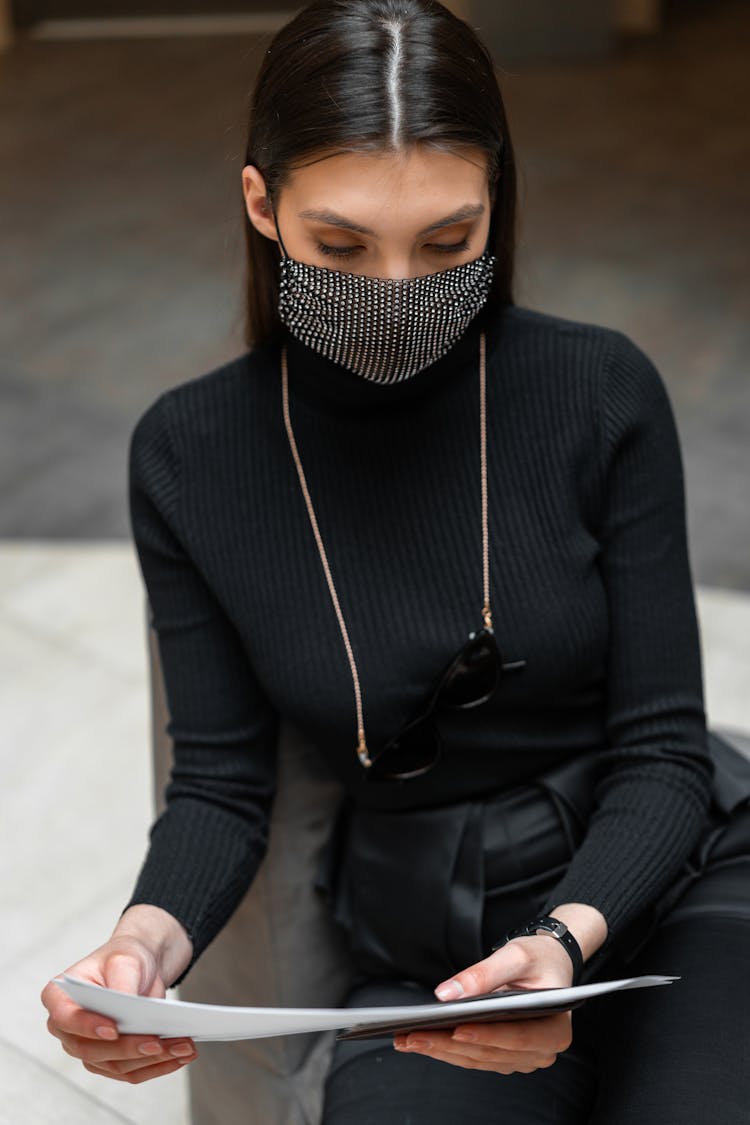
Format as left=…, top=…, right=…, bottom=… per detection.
left=276, top=301, right=503, bottom=417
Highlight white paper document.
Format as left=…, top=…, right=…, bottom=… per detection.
left=53, top=973, right=678, bottom=1043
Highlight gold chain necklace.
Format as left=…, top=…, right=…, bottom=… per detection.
left=281, top=331, right=491, bottom=769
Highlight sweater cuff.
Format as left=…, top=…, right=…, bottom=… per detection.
left=120, top=799, right=269, bottom=989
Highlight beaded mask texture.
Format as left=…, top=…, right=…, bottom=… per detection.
left=274, top=213, right=496, bottom=384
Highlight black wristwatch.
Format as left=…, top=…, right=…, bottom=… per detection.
left=491, top=915, right=584, bottom=985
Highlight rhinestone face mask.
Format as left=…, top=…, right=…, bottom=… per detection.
left=273, top=212, right=496, bottom=384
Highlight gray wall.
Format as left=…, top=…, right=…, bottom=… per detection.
left=11, top=1, right=277, bottom=25
left=471, top=0, right=618, bottom=63
left=13, top=0, right=620, bottom=63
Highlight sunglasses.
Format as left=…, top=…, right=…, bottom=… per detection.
left=364, top=626, right=526, bottom=782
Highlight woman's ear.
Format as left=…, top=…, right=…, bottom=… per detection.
left=242, top=165, right=278, bottom=242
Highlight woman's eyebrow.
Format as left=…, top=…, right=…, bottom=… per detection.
left=297, top=202, right=484, bottom=237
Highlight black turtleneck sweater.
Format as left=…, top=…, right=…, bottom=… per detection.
left=122, top=302, right=713, bottom=988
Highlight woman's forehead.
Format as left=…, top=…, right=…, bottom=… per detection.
left=283, top=145, right=490, bottom=215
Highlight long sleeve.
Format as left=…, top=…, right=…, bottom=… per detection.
left=121, top=391, right=279, bottom=988
left=540, top=331, right=714, bottom=950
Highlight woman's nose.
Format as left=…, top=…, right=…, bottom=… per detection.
left=361, top=258, right=428, bottom=281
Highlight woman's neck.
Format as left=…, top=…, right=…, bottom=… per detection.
left=277, top=303, right=502, bottom=418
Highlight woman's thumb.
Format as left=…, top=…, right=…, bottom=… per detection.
left=433, top=941, right=529, bottom=1000
left=102, top=948, right=157, bottom=998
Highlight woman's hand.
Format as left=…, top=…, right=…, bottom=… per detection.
left=40, top=906, right=197, bottom=1084
left=393, top=903, right=607, bottom=1074
left=393, top=935, right=575, bottom=1074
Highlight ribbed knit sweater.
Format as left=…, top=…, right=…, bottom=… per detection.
left=123, top=302, right=713, bottom=988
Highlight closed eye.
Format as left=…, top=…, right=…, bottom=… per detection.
left=316, top=239, right=471, bottom=260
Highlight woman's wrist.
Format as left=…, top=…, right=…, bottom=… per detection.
left=112, top=904, right=193, bottom=986
left=545, top=902, right=608, bottom=963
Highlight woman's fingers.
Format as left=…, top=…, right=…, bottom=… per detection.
left=400, top=1036, right=559, bottom=1073
left=434, top=937, right=574, bottom=1001
left=427, top=938, right=579, bottom=1073
left=41, top=980, right=120, bottom=1044
left=452, top=1011, right=573, bottom=1055
left=82, top=1054, right=195, bottom=1084
left=394, top=1011, right=572, bottom=1073
left=102, top=951, right=146, bottom=996
left=53, top=1024, right=198, bottom=1068
left=435, top=941, right=533, bottom=999
left=397, top=1039, right=487, bottom=1070
left=42, top=942, right=201, bottom=1085
left=41, top=953, right=154, bottom=1046
left=109, top=1050, right=197, bottom=1076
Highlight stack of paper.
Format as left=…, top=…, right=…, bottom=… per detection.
left=54, top=973, right=678, bottom=1043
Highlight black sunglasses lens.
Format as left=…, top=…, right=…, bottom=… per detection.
left=369, top=720, right=441, bottom=781
left=440, top=631, right=499, bottom=707
left=364, top=629, right=509, bottom=781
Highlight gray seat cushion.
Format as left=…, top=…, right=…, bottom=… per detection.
left=713, top=726, right=750, bottom=760
left=148, top=608, right=358, bottom=1125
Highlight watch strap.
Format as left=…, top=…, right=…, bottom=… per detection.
left=491, top=914, right=584, bottom=985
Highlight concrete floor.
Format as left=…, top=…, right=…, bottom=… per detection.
left=0, top=544, right=189, bottom=1124
left=1, top=1, right=748, bottom=1122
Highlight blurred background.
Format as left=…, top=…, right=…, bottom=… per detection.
left=1, top=2, right=748, bottom=1122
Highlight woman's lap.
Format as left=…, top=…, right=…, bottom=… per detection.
left=320, top=976, right=596, bottom=1125
left=321, top=910, right=750, bottom=1124
left=584, top=912, right=750, bottom=1124
left=320, top=786, right=750, bottom=1123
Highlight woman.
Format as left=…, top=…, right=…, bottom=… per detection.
left=42, top=1, right=750, bottom=1120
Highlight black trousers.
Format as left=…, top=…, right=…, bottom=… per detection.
left=320, top=912, right=750, bottom=1124
left=318, top=754, right=750, bottom=1123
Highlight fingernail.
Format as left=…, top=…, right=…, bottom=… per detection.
left=170, top=1044, right=193, bottom=1057
left=138, top=1041, right=163, bottom=1056
left=435, top=980, right=464, bottom=1000
left=452, top=1029, right=477, bottom=1042
left=95, top=1026, right=118, bottom=1040
left=407, top=1037, right=432, bottom=1049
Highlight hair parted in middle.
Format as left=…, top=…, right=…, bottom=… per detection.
left=241, top=0, right=517, bottom=348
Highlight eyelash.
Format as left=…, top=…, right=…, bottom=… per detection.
left=316, top=239, right=470, bottom=260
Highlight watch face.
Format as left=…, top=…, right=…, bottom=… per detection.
left=535, top=920, right=567, bottom=938
left=502, top=917, right=569, bottom=946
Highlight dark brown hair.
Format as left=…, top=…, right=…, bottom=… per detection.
left=241, top=0, right=517, bottom=349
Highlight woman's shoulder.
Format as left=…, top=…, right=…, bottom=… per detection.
left=500, top=303, right=644, bottom=358
left=130, top=337, right=279, bottom=451
left=498, top=303, right=666, bottom=403
left=165, top=335, right=277, bottom=410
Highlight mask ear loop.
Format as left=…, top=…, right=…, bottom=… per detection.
left=482, top=207, right=496, bottom=259
left=271, top=206, right=289, bottom=260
